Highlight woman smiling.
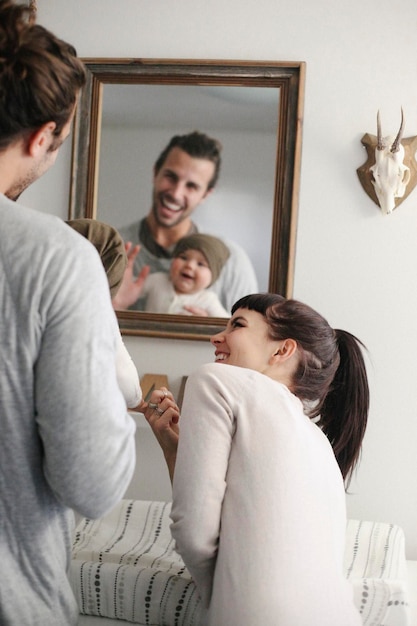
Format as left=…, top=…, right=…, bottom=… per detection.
left=166, top=293, right=369, bottom=626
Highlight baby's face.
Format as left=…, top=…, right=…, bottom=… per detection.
left=170, top=249, right=212, bottom=294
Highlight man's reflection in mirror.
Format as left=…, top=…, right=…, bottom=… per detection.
left=115, top=131, right=258, bottom=315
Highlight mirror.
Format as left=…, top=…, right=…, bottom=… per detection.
left=69, top=59, right=305, bottom=340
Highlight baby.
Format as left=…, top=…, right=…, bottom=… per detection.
left=142, top=233, right=230, bottom=317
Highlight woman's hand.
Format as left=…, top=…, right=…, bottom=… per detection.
left=139, top=387, right=179, bottom=483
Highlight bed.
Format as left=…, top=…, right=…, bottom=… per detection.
left=71, top=499, right=410, bottom=626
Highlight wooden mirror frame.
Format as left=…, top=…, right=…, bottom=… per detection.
left=69, top=58, right=305, bottom=341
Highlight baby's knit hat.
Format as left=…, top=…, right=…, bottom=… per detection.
left=66, top=218, right=127, bottom=298
left=173, top=233, right=230, bottom=286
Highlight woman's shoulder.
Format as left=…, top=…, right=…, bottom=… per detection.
left=190, top=362, right=247, bottom=380
left=186, top=363, right=300, bottom=416
left=189, top=362, right=284, bottom=392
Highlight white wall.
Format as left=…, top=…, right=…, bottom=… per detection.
left=23, top=0, right=417, bottom=559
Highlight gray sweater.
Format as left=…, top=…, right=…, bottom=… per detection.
left=0, top=197, right=136, bottom=625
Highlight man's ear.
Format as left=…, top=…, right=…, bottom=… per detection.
left=27, top=122, right=56, bottom=157
left=271, top=338, right=297, bottom=363
left=202, top=186, right=215, bottom=201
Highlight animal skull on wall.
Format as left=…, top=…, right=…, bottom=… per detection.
left=357, top=110, right=417, bottom=215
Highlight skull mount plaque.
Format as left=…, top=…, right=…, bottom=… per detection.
left=357, top=110, right=417, bottom=215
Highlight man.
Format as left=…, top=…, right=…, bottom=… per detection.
left=114, top=131, right=258, bottom=314
left=0, top=3, right=136, bottom=624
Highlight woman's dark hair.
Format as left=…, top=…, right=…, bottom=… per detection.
left=0, top=0, right=86, bottom=149
left=232, top=294, right=370, bottom=485
left=154, top=130, right=222, bottom=191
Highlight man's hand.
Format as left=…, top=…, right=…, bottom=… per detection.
left=112, top=242, right=150, bottom=310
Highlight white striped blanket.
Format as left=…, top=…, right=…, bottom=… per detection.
left=70, top=500, right=409, bottom=625
left=344, top=518, right=409, bottom=625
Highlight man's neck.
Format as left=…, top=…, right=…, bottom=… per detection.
left=146, top=214, right=193, bottom=249
left=0, top=142, right=26, bottom=199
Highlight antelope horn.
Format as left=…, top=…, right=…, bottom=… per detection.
left=376, top=110, right=384, bottom=150
left=391, top=107, right=405, bottom=153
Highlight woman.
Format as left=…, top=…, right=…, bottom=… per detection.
left=144, top=293, right=369, bottom=626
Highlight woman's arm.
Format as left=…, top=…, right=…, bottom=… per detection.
left=169, top=365, right=234, bottom=606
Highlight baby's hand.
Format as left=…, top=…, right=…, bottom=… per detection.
left=182, top=305, right=209, bottom=316
left=112, top=242, right=150, bottom=310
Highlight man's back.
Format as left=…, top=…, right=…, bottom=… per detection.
left=0, top=198, right=136, bottom=625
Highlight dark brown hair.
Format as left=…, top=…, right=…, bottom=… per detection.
left=232, top=293, right=370, bottom=485
left=0, top=0, right=86, bottom=149
left=154, top=131, right=222, bottom=191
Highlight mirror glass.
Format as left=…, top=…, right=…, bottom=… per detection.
left=98, top=83, right=279, bottom=292
left=69, top=59, right=305, bottom=340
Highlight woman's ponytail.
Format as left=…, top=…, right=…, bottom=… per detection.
left=320, top=330, right=369, bottom=485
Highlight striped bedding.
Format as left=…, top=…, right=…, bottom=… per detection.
left=70, top=500, right=409, bottom=625
left=344, top=518, right=410, bottom=625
